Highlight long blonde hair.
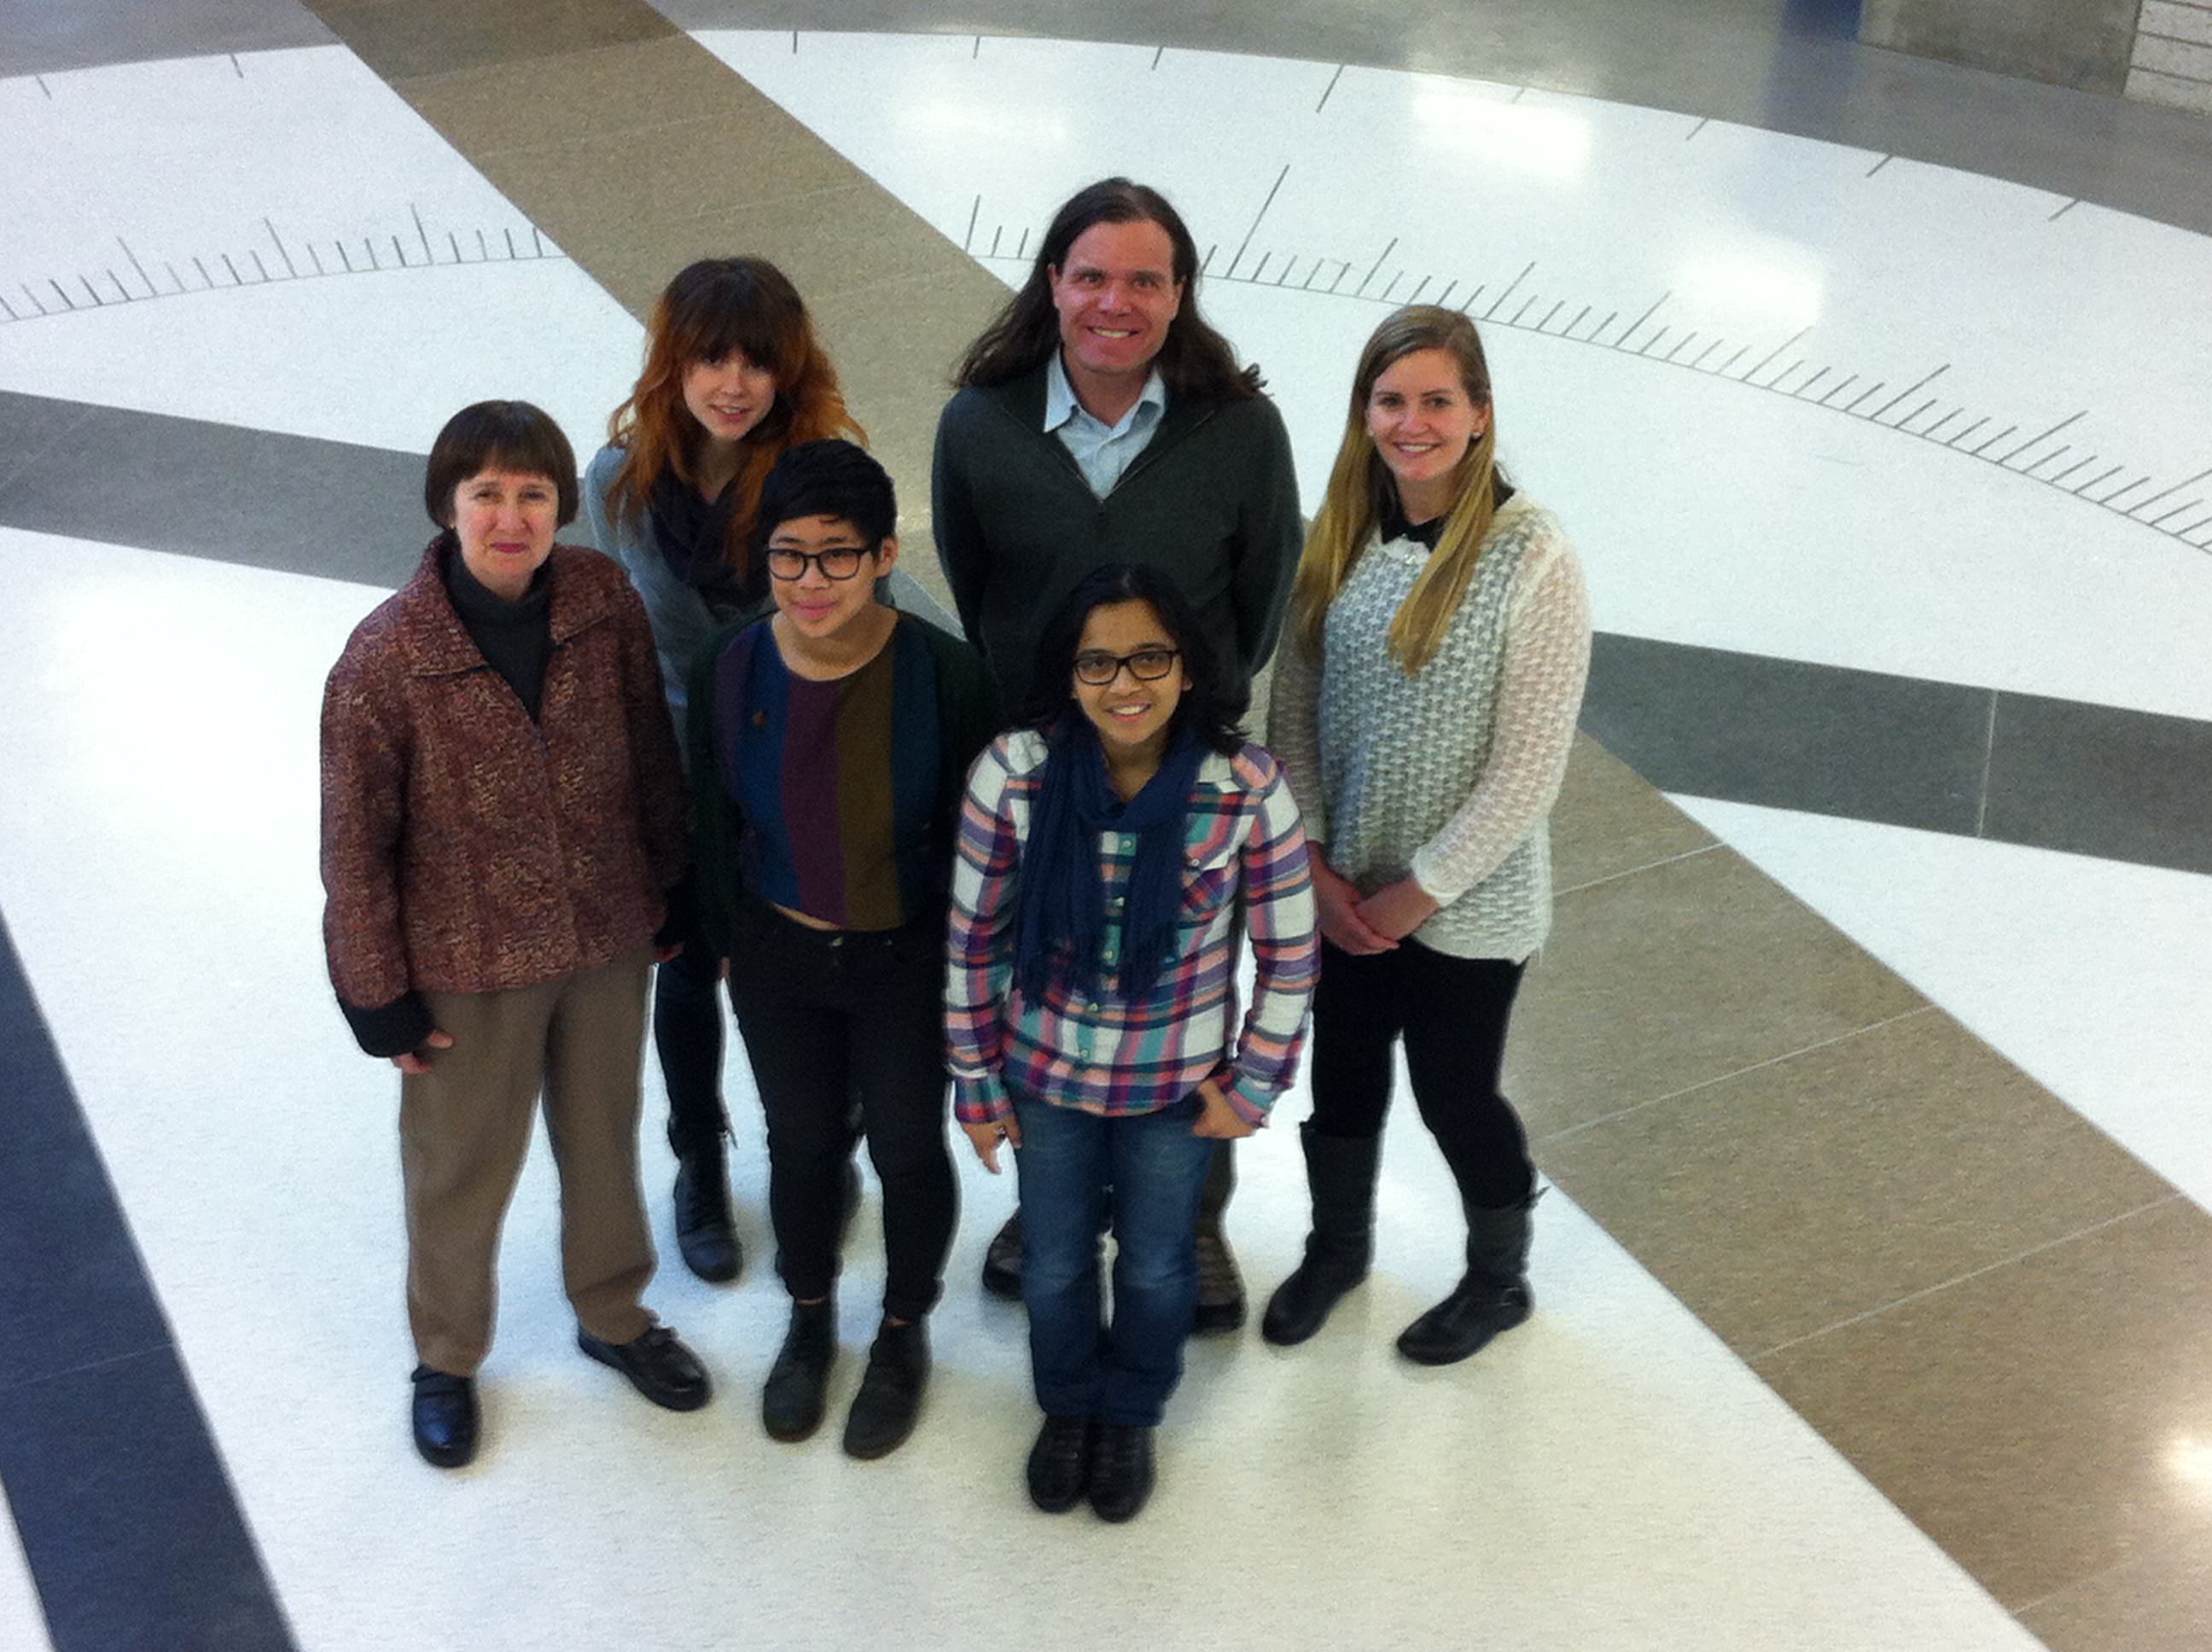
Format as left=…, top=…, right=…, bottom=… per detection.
left=1289, top=305, right=1500, bottom=675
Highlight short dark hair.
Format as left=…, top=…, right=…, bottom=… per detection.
left=423, top=401, right=579, bottom=528
left=753, top=439, right=897, bottom=553
left=1022, top=562, right=1246, bottom=756
left=953, top=177, right=1262, bottom=403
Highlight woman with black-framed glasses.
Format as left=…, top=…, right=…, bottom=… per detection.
left=946, top=561, right=1318, bottom=1521
left=688, top=440, right=998, bottom=1458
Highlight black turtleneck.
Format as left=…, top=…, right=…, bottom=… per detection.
left=444, top=543, right=554, bottom=719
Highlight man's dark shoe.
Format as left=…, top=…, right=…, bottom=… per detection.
left=1191, top=1226, right=1246, bottom=1333
left=578, top=1324, right=712, bottom=1411
left=982, top=1209, right=1023, bottom=1300
left=1088, top=1422, right=1155, bottom=1522
left=673, top=1144, right=741, bottom=1284
left=410, top=1365, right=478, bottom=1469
left=842, top=1318, right=928, bottom=1459
left=763, top=1298, right=838, bottom=1442
left=1026, top=1413, right=1094, bottom=1513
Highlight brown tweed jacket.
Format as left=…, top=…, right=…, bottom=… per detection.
left=320, top=538, right=686, bottom=1009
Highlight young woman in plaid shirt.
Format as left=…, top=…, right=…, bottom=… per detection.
left=945, top=563, right=1318, bottom=1522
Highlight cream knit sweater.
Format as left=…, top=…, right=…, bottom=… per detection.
left=1268, top=493, right=1592, bottom=962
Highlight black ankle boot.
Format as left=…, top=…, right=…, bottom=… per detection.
left=673, top=1136, right=740, bottom=1284
left=843, top=1318, right=929, bottom=1459
left=762, top=1298, right=837, bottom=1441
left=1396, top=1192, right=1536, bottom=1366
left=1261, top=1126, right=1381, bottom=1347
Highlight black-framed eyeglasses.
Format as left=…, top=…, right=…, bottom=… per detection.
left=1073, top=647, right=1181, bottom=686
left=765, top=546, right=869, bottom=581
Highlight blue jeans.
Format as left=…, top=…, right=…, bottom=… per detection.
left=1011, top=1091, right=1219, bottom=1427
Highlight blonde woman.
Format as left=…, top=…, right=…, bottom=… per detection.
left=1262, top=305, right=1591, bottom=1364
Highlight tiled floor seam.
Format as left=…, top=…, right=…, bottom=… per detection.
left=0, top=1340, right=178, bottom=1399
left=1744, top=1191, right=2187, bottom=1364
left=1551, top=838, right=1723, bottom=898
left=386, top=31, right=685, bottom=94
left=1531, top=1003, right=1941, bottom=1149
left=1973, top=688, right=1999, bottom=836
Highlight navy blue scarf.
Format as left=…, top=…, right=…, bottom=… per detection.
left=1013, top=718, right=1206, bottom=1005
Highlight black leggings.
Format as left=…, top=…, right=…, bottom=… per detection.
left=654, top=934, right=729, bottom=1156
left=725, top=901, right=957, bottom=1323
left=1306, top=939, right=1534, bottom=1209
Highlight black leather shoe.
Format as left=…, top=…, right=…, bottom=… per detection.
left=1026, top=1414, right=1094, bottom=1513
left=763, top=1299, right=838, bottom=1442
left=410, top=1365, right=478, bottom=1469
left=842, top=1319, right=928, bottom=1460
left=981, top=1210, right=1022, bottom=1300
left=578, top=1324, right=712, bottom=1411
left=673, top=1147, right=741, bottom=1284
left=1191, top=1228, right=1246, bottom=1334
left=1088, top=1423, right=1155, bottom=1522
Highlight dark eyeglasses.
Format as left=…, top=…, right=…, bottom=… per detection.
left=1073, top=647, right=1180, bottom=686
left=765, top=546, right=868, bottom=581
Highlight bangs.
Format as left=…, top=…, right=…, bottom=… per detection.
left=662, top=263, right=805, bottom=379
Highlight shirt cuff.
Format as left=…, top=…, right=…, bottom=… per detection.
left=953, top=1071, right=1012, bottom=1126
left=1406, top=845, right=1462, bottom=909
left=1218, top=1067, right=1277, bottom=1127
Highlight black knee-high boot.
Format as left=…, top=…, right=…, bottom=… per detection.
left=1260, top=1126, right=1381, bottom=1347
left=1395, top=1190, right=1536, bottom=1365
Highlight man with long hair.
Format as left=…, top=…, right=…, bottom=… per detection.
left=932, top=176, right=1303, bottom=1330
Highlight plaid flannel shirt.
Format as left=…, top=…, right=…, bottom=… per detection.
left=945, top=730, right=1318, bottom=1127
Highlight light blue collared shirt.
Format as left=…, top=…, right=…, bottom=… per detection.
left=1045, top=351, right=1167, bottom=498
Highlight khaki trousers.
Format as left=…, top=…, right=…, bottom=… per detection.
left=400, top=949, right=657, bottom=1376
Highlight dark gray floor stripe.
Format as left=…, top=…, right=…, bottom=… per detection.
left=0, top=391, right=429, bottom=590
left=1581, top=631, right=1993, bottom=837
left=0, top=909, right=298, bottom=1652
left=0, top=389, right=956, bottom=620
left=0, top=0, right=331, bottom=78
left=1585, top=633, right=2212, bottom=878
left=1, top=387, right=2202, bottom=874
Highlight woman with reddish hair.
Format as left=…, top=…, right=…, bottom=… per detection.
left=584, top=258, right=864, bottom=1284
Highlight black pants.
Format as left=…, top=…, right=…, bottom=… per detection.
left=726, top=901, right=957, bottom=1323
left=1307, top=939, right=1534, bottom=1209
left=654, top=930, right=729, bottom=1157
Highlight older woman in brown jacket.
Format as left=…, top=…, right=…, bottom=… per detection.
left=321, top=400, right=712, bottom=1469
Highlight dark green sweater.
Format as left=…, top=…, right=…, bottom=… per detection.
left=929, top=361, right=1303, bottom=712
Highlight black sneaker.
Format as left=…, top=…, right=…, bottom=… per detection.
left=842, top=1319, right=928, bottom=1459
left=1025, top=1414, right=1094, bottom=1513
left=1088, top=1422, right=1155, bottom=1522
